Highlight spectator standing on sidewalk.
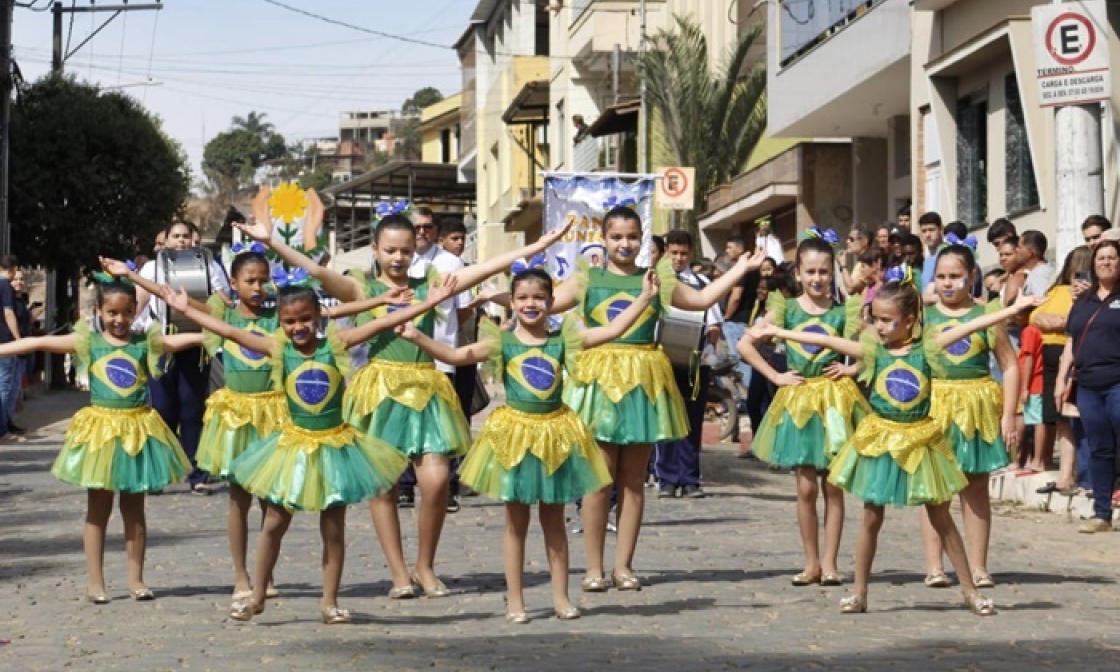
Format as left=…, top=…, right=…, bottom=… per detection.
left=0, top=255, right=24, bottom=439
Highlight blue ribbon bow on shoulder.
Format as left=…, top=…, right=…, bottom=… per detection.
left=511, top=253, right=547, bottom=275
left=271, top=266, right=312, bottom=288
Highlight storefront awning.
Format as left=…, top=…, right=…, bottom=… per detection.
left=588, top=99, right=641, bottom=137
left=502, top=80, right=550, bottom=125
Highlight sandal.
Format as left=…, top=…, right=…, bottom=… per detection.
left=966, top=593, right=997, bottom=616
left=972, top=572, right=995, bottom=589
left=610, top=570, right=642, bottom=591
left=388, top=584, right=419, bottom=600
left=410, top=572, right=450, bottom=599
left=232, top=589, right=253, bottom=602
left=84, top=591, right=112, bottom=605
left=554, top=606, right=581, bottom=620
left=505, top=612, right=530, bottom=625
left=320, top=606, right=352, bottom=625
left=839, top=595, right=867, bottom=614
left=229, top=599, right=264, bottom=622
left=924, top=571, right=951, bottom=588
left=792, top=572, right=822, bottom=586
left=820, top=573, right=844, bottom=587
left=580, top=575, right=612, bottom=593
left=128, top=586, right=155, bottom=601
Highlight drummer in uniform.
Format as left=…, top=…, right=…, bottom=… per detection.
left=133, top=220, right=231, bottom=494
left=654, top=230, right=723, bottom=499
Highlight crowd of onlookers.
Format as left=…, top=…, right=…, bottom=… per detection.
left=0, top=254, right=45, bottom=443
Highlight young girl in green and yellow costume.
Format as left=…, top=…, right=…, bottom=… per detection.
left=0, top=273, right=205, bottom=604
left=544, top=205, right=766, bottom=593
left=919, top=239, right=1020, bottom=591
left=231, top=211, right=572, bottom=601
left=738, top=233, right=869, bottom=589
left=159, top=272, right=457, bottom=625
left=398, top=266, right=659, bottom=624
left=751, top=264, right=1041, bottom=616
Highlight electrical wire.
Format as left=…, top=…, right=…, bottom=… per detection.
left=143, top=9, right=160, bottom=103
left=117, top=11, right=128, bottom=86
left=64, top=0, right=76, bottom=57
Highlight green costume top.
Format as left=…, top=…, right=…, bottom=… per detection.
left=581, top=267, right=665, bottom=346
left=74, top=320, right=164, bottom=410
left=270, top=326, right=350, bottom=431
left=860, top=332, right=940, bottom=423
left=923, top=304, right=995, bottom=380
left=488, top=319, right=582, bottom=415
left=767, top=293, right=859, bottom=378
left=204, top=295, right=278, bottom=393
left=359, top=272, right=438, bottom=363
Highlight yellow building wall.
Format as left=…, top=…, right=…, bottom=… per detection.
left=420, top=93, right=462, bottom=165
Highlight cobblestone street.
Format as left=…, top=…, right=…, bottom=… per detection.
left=2, top=391, right=1119, bottom=671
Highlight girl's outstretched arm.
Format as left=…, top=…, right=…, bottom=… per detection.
left=737, top=311, right=805, bottom=387
left=449, top=219, right=574, bottom=294
left=0, top=334, right=76, bottom=357
left=235, top=220, right=364, bottom=301
left=326, top=287, right=413, bottom=319
left=162, top=288, right=277, bottom=357
left=672, top=249, right=767, bottom=311
left=337, top=276, right=459, bottom=348
left=396, top=321, right=491, bottom=366
left=580, top=270, right=660, bottom=349
left=100, top=257, right=215, bottom=313
left=749, top=321, right=863, bottom=360
left=933, top=293, right=1044, bottom=348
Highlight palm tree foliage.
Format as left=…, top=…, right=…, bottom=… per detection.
left=639, top=15, right=767, bottom=238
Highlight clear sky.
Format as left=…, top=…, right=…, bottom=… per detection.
left=10, top=0, right=472, bottom=180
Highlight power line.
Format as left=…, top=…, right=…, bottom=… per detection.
left=257, top=0, right=455, bottom=50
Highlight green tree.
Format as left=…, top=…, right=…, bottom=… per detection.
left=202, top=111, right=287, bottom=187
left=9, top=76, right=189, bottom=383
left=402, top=86, right=443, bottom=118
left=639, top=16, right=767, bottom=240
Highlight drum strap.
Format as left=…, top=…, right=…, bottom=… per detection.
left=678, top=271, right=709, bottom=402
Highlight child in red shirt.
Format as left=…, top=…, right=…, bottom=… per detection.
left=1017, top=325, right=1044, bottom=472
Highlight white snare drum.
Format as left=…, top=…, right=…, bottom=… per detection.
left=659, top=307, right=706, bottom=368
left=158, top=247, right=213, bottom=333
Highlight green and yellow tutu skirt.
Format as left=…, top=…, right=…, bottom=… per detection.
left=197, top=388, right=288, bottom=478
left=52, top=405, right=190, bottom=493
left=229, top=422, right=409, bottom=512
left=930, top=377, right=1011, bottom=474
left=751, top=376, right=869, bottom=470
left=460, top=405, right=612, bottom=505
left=563, top=344, right=688, bottom=445
left=343, top=359, right=471, bottom=459
left=828, top=414, right=968, bottom=507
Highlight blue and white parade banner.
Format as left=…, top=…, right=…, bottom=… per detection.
left=541, top=173, right=658, bottom=281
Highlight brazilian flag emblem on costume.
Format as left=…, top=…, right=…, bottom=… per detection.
left=508, top=349, right=561, bottom=401
left=589, top=291, right=656, bottom=338
left=938, top=320, right=982, bottom=364
left=91, top=351, right=145, bottom=397
left=286, top=361, right=341, bottom=415
left=875, top=359, right=928, bottom=413
left=225, top=324, right=272, bottom=368
left=787, top=319, right=839, bottom=362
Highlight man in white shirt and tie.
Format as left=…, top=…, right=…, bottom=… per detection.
left=655, top=230, right=723, bottom=499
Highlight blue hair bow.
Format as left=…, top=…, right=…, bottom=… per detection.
left=271, top=266, right=313, bottom=288
left=375, top=199, right=411, bottom=219
left=883, top=263, right=915, bottom=286
left=232, top=241, right=267, bottom=256
left=603, top=194, right=638, bottom=210
left=806, top=225, right=840, bottom=247
left=945, top=232, right=978, bottom=250
left=511, top=252, right=547, bottom=275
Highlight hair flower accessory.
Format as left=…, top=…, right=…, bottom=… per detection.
left=803, top=225, right=840, bottom=248
left=271, top=265, right=314, bottom=289
left=232, top=241, right=268, bottom=256
left=944, top=232, right=978, bottom=250
left=603, top=194, right=638, bottom=210
left=884, top=263, right=915, bottom=287
left=511, top=252, right=547, bottom=275
left=375, top=199, right=411, bottom=219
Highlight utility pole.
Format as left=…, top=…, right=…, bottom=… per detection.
left=638, top=0, right=648, bottom=174
left=0, top=0, right=14, bottom=256
left=1054, top=103, right=1103, bottom=263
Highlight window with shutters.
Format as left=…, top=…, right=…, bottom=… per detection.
left=1005, top=74, right=1039, bottom=214
left=956, top=97, right=987, bottom=226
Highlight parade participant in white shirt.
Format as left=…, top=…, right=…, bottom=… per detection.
left=654, top=230, right=723, bottom=499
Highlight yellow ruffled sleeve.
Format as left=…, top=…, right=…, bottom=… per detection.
left=654, top=258, right=678, bottom=312
left=201, top=294, right=228, bottom=357
left=425, top=264, right=447, bottom=323
left=765, top=291, right=787, bottom=327
left=559, top=314, right=584, bottom=378
left=843, top=295, right=865, bottom=340
left=324, top=322, right=351, bottom=380
left=922, top=336, right=948, bottom=379
left=982, top=297, right=1005, bottom=349
left=857, top=330, right=879, bottom=386
left=145, top=321, right=167, bottom=379
left=566, top=257, right=591, bottom=316
left=72, top=319, right=93, bottom=378
left=268, top=330, right=289, bottom=392
left=477, top=317, right=504, bottom=377
left=349, top=268, right=371, bottom=300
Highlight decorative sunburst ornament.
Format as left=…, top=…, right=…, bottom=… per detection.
left=252, top=183, right=328, bottom=272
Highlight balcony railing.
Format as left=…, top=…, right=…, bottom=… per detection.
left=571, top=0, right=593, bottom=25
left=780, top=0, right=887, bottom=67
